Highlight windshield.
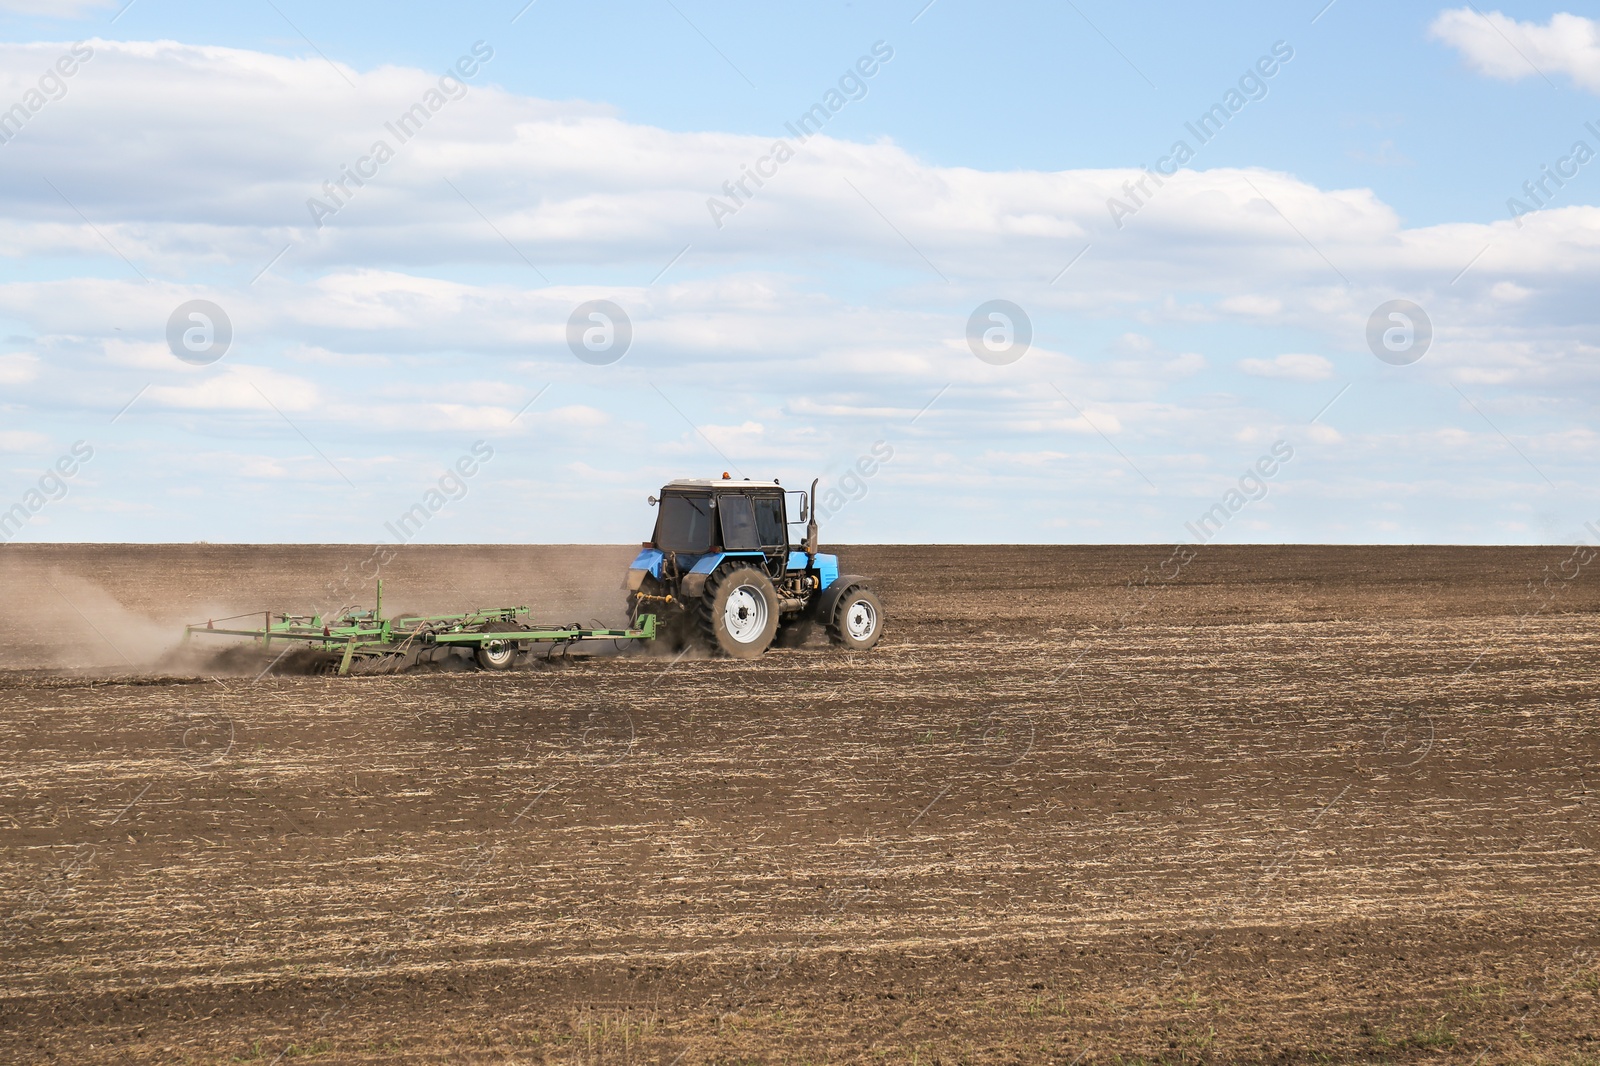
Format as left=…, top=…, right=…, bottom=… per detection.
left=655, top=494, right=713, bottom=553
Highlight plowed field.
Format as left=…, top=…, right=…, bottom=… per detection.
left=2, top=544, right=1598, bottom=1063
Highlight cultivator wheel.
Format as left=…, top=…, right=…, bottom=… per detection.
left=474, top=620, right=522, bottom=671
left=475, top=644, right=516, bottom=670
left=699, top=564, right=779, bottom=659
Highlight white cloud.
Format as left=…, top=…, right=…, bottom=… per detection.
left=0, top=39, right=1523, bottom=293
left=144, top=365, right=320, bottom=412
left=0, top=37, right=1593, bottom=542
left=1218, top=294, right=1283, bottom=316
left=543, top=404, right=610, bottom=429
left=0, top=429, right=49, bottom=451
left=1014, top=406, right=1124, bottom=435
left=237, top=457, right=289, bottom=479
left=0, top=0, right=111, bottom=14
left=0, top=38, right=1591, bottom=371
left=102, top=338, right=177, bottom=370
left=1238, top=353, right=1335, bottom=381
left=1430, top=8, right=1600, bottom=92
left=1112, top=332, right=1156, bottom=353
left=0, top=352, right=39, bottom=384
left=285, top=343, right=390, bottom=368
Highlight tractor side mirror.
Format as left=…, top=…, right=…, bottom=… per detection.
left=785, top=489, right=808, bottom=522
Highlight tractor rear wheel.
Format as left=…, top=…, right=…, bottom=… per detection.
left=700, top=564, right=779, bottom=659
left=827, top=586, right=884, bottom=651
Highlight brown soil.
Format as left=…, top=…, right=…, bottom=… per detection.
left=1, top=544, right=1598, bottom=1064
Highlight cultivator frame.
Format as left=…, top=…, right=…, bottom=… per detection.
left=184, top=581, right=657, bottom=675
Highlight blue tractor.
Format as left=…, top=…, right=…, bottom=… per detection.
left=624, top=475, right=884, bottom=658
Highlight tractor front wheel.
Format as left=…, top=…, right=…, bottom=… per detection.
left=700, top=565, right=780, bottom=659
left=827, top=586, right=884, bottom=651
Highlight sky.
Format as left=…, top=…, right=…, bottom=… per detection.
left=1, top=0, right=1599, bottom=545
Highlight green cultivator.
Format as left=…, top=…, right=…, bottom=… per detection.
left=184, top=581, right=657, bottom=675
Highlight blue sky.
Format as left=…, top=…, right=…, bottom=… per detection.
left=1, top=0, right=1598, bottom=544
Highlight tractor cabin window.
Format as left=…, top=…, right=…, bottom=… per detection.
left=656, top=495, right=714, bottom=553
left=753, top=496, right=786, bottom=548
left=719, top=494, right=761, bottom=551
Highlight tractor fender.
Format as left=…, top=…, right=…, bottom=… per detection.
left=680, top=551, right=764, bottom=600
left=680, top=552, right=726, bottom=601
left=629, top=547, right=665, bottom=574
left=815, top=575, right=872, bottom=624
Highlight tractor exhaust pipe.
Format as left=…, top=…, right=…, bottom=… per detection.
left=805, top=477, right=820, bottom=562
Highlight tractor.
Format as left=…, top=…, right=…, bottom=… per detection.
left=624, top=474, right=884, bottom=658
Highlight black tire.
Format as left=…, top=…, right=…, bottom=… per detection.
left=699, top=564, right=779, bottom=659
left=826, top=586, right=884, bottom=651
left=474, top=619, right=520, bottom=671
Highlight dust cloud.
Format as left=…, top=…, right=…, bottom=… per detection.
left=0, top=568, right=181, bottom=671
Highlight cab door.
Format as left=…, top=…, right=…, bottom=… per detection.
left=752, top=494, right=789, bottom=576
left=719, top=493, right=788, bottom=577
left=718, top=494, right=761, bottom=551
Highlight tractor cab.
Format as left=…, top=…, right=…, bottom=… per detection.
left=625, top=474, right=882, bottom=658
left=650, top=479, right=795, bottom=578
